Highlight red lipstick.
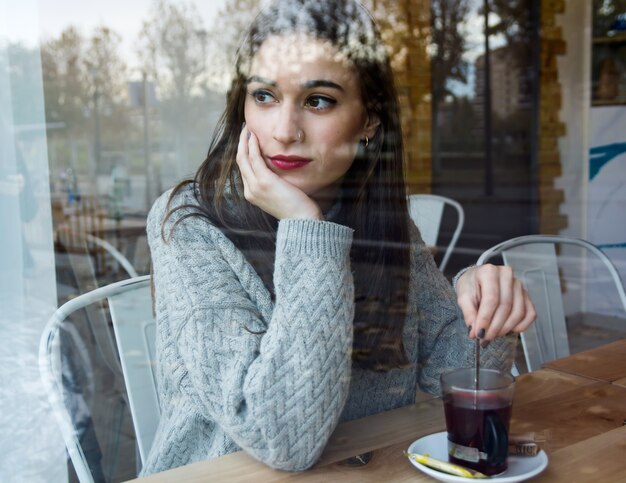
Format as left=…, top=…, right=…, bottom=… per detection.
left=269, top=155, right=311, bottom=170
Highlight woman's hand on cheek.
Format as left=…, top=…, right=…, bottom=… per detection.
left=236, top=127, right=323, bottom=220
left=455, top=264, right=536, bottom=342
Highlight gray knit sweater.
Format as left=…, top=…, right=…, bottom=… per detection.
left=141, top=187, right=516, bottom=475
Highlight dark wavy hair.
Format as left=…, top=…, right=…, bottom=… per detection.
left=164, top=0, right=411, bottom=371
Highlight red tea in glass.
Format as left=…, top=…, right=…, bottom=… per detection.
left=441, top=368, right=515, bottom=476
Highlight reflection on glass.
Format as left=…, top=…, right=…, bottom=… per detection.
left=41, top=1, right=236, bottom=305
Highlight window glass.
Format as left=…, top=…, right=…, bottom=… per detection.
left=1, top=1, right=625, bottom=481
left=40, top=1, right=231, bottom=303
left=1, top=1, right=60, bottom=480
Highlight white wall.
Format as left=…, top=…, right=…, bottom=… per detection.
left=556, top=1, right=626, bottom=321
left=554, top=1, right=593, bottom=317
left=555, top=0, right=592, bottom=240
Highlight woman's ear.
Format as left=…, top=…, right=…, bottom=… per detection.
left=363, top=112, right=381, bottom=139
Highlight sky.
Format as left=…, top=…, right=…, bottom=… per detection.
left=2, top=0, right=228, bottom=74
left=39, top=0, right=228, bottom=73
left=36, top=0, right=228, bottom=40
left=36, top=0, right=226, bottom=38
left=1, top=0, right=503, bottom=98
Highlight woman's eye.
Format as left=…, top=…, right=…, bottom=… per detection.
left=250, top=89, right=276, bottom=104
left=305, top=95, right=336, bottom=110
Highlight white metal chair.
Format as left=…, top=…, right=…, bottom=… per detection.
left=85, top=233, right=139, bottom=278
left=407, top=194, right=465, bottom=272
left=477, top=235, right=626, bottom=372
left=39, top=275, right=159, bottom=482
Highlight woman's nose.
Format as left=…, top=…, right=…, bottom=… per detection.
left=272, top=104, right=303, bottom=144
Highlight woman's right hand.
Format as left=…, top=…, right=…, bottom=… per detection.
left=236, top=126, right=323, bottom=220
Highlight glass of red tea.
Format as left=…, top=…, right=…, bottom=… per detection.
left=440, top=368, right=515, bottom=476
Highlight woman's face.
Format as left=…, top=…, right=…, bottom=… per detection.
left=244, top=34, right=378, bottom=205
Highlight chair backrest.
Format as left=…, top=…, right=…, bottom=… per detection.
left=55, top=193, right=140, bottom=282
left=477, top=235, right=626, bottom=372
left=39, top=275, right=159, bottom=482
left=407, top=194, right=465, bottom=272
left=108, top=277, right=159, bottom=463
left=85, top=233, right=139, bottom=278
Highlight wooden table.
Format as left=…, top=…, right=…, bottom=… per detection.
left=543, top=338, right=626, bottom=383
left=132, top=344, right=626, bottom=482
left=59, top=215, right=147, bottom=239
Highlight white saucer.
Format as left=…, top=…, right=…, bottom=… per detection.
left=407, top=431, right=548, bottom=483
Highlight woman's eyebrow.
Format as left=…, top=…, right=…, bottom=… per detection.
left=247, top=76, right=344, bottom=92
left=303, top=80, right=344, bottom=91
left=247, top=75, right=276, bottom=86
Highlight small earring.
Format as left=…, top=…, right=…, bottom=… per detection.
left=297, top=130, right=304, bottom=142
left=364, top=135, right=369, bottom=148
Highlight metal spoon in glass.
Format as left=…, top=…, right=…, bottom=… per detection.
left=474, top=338, right=480, bottom=405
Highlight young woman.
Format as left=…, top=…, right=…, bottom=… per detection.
left=142, top=0, right=535, bottom=475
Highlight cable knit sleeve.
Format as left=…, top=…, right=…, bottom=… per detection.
left=145, top=190, right=354, bottom=473
left=408, top=223, right=517, bottom=395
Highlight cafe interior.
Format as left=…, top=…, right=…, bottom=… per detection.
left=2, top=0, right=626, bottom=481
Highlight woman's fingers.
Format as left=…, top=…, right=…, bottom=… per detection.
left=247, top=130, right=268, bottom=176
left=237, top=127, right=276, bottom=201
left=457, top=264, right=536, bottom=341
left=234, top=125, right=322, bottom=220
left=499, top=279, right=527, bottom=336
left=457, top=289, right=479, bottom=336
left=514, top=290, right=537, bottom=334
left=243, top=131, right=283, bottom=200
left=455, top=266, right=488, bottom=337
left=483, top=266, right=515, bottom=340
left=471, top=264, right=501, bottom=340
left=236, top=126, right=254, bottom=181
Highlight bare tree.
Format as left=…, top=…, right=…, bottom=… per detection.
left=430, top=0, right=471, bottom=166
left=431, top=0, right=470, bottom=100
left=488, top=0, right=533, bottom=67
left=41, top=27, right=90, bottom=139
left=204, top=0, right=261, bottom=92
left=85, top=26, right=132, bottom=169
left=137, top=0, right=209, bottom=102
left=84, top=26, right=128, bottom=108
left=42, top=25, right=132, bottom=177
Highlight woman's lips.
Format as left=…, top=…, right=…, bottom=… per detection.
left=269, top=155, right=311, bottom=170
